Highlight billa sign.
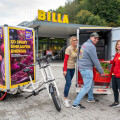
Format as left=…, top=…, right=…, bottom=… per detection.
left=38, top=10, right=69, bottom=24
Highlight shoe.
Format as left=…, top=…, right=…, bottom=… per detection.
left=67, top=98, right=71, bottom=102
left=63, top=99, right=70, bottom=108
left=72, top=104, right=86, bottom=109
left=61, top=94, right=71, bottom=103
left=87, top=98, right=99, bottom=103
left=110, top=102, right=120, bottom=107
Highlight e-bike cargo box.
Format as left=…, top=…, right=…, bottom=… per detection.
left=0, top=25, right=36, bottom=93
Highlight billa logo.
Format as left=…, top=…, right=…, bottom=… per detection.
left=38, top=10, right=69, bottom=24
left=25, top=30, right=33, bottom=40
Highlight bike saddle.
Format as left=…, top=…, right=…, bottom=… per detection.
left=23, top=68, right=33, bottom=73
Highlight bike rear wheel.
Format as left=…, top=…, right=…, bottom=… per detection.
left=51, top=86, right=61, bottom=112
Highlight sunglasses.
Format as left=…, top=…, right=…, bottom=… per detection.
left=72, top=40, right=78, bottom=42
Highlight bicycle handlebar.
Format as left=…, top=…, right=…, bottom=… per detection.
left=37, top=46, right=66, bottom=61
left=17, top=46, right=66, bottom=66
left=57, top=46, right=66, bottom=55
left=37, top=56, right=47, bottom=61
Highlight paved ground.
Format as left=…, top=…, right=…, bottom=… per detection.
left=0, top=63, right=120, bottom=120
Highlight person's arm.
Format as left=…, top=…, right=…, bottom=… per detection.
left=89, top=46, right=104, bottom=74
left=102, top=61, right=110, bottom=64
left=103, top=53, right=118, bottom=64
left=110, top=60, right=114, bottom=64
left=63, top=54, right=69, bottom=71
left=63, top=47, right=70, bottom=76
left=110, top=53, right=118, bottom=64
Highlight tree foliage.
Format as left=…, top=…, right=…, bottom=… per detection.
left=80, top=0, right=120, bottom=23
left=53, top=0, right=120, bottom=27
left=74, top=10, right=107, bottom=26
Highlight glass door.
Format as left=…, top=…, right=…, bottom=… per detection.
left=39, top=37, right=66, bottom=60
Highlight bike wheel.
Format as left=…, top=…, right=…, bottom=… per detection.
left=51, top=86, right=61, bottom=112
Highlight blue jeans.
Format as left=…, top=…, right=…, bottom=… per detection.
left=73, top=69, right=94, bottom=106
left=64, top=69, right=75, bottom=97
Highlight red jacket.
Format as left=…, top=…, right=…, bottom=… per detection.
left=110, top=52, right=120, bottom=78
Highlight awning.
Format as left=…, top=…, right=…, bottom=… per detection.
left=19, top=20, right=100, bottom=38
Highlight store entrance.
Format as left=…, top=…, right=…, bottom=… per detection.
left=38, top=37, right=66, bottom=60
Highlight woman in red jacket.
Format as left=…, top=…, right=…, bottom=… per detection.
left=103, top=40, right=120, bottom=107
left=63, top=36, right=78, bottom=107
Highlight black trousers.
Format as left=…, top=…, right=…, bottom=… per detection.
left=112, top=75, right=120, bottom=102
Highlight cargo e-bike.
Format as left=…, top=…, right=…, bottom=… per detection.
left=17, top=47, right=65, bottom=111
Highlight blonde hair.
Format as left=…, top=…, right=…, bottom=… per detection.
left=70, top=36, right=77, bottom=44
left=115, top=40, right=120, bottom=52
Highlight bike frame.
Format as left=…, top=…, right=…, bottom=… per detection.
left=40, top=63, right=60, bottom=98
left=22, top=59, right=60, bottom=99
left=21, top=46, right=66, bottom=98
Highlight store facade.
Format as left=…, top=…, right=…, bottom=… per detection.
left=18, top=10, right=99, bottom=60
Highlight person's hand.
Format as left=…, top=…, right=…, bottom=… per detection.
left=63, top=71, right=67, bottom=76
left=101, top=73, right=105, bottom=76
left=101, top=61, right=106, bottom=63
left=101, top=61, right=110, bottom=64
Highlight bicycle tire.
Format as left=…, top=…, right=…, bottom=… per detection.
left=51, top=86, right=61, bottom=112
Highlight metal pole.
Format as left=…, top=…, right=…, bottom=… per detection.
left=34, top=26, right=40, bottom=59
left=36, top=27, right=39, bottom=59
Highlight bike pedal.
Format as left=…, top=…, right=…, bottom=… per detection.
left=37, top=87, right=46, bottom=93
left=35, top=91, right=39, bottom=95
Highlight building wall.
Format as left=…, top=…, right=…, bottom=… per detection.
left=66, top=38, right=70, bottom=47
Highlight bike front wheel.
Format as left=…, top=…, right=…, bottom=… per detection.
left=50, top=85, right=61, bottom=112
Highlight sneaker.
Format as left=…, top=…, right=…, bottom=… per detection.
left=61, top=94, right=65, bottom=102
left=110, top=102, right=120, bottom=107
left=87, top=98, right=99, bottom=103
left=72, top=104, right=86, bottom=109
left=67, top=98, right=71, bottom=102
left=61, top=94, right=71, bottom=103
left=63, top=99, right=70, bottom=108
